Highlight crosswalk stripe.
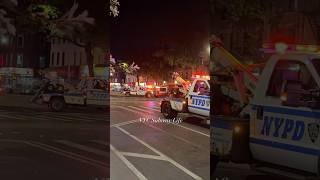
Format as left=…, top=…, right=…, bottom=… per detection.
left=55, top=140, right=108, bottom=157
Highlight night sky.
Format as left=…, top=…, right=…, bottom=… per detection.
left=110, top=0, right=210, bottom=65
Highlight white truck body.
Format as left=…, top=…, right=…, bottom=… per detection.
left=213, top=52, right=320, bottom=174
left=163, top=78, right=210, bottom=119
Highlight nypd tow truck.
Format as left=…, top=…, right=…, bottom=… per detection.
left=42, top=78, right=108, bottom=112
left=211, top=35, right=320, bottom=179
left=160, top=72, right=210, bottom=124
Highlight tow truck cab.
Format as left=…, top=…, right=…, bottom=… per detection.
left=161, top=78, right=210, bottom=119
left=213, top=53, right=320, bottom=174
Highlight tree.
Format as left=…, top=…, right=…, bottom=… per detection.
left=211, top=0, right=288, bottom=59
left=110, top=0, right=120, bottom=17
left=0, top=0, right=17, bottom=35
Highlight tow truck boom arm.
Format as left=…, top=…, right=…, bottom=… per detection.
left=211, top=35, right=258, bottom=105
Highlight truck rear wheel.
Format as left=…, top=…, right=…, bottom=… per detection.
left=161, top=101, right=178, bottom=119
left=49, top=97, right=65, bottom=112
left=211, top=154, right=219, bottom=175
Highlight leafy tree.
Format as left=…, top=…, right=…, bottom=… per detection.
left=0, top=0, right=17, bottom=35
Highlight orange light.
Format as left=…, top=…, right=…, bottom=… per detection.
left=147, top=85, right=153, bottom=89
left=195, top=75, right=200, bottom=78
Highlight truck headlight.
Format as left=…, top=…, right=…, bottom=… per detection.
left=234, top=126, right=241, bottom=133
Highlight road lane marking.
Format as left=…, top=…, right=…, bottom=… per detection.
left=90, top=140, right=108, bottom=146
left=112, top=105, right=209, bottom=137
left=0, top=114, right=25, bottom=120
left=174, top=124, right=210, bottom=137
left=128, top=106, right=156, bottom=114
left=111, top=119, right=140, bottom=127
left=113, top=106, right=140, bottom=114
left=135, top=106, right=161, bottom=112
left=0, top=139, right=107, bottom=169
left=117, top=126, right=203, bottom=180
left=110, top=144, right=148, bottom=180
left=146, top=124, right=209, bottom=151
left=55, top=140, right=108, bottom=157
left=121, top=152, right=165, bottom=161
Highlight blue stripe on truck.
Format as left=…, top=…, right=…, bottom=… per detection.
left=189, top=105, right=210, bottom=111
left=250, top=138, right=320, bottom=156
left=251, top=105, right=320, bottom=119
left=191, top=95, right=210, bottom=99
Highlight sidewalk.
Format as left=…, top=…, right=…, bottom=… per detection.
left=0, top=94, right=47, bottom=110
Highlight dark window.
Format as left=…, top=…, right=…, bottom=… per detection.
left=57, top=52, right=60, bottom=66
left=51, top=53, right=54, bottom=66
left=266, top=60, right=317, bottom=97
left=74, top=52, right=77, bottom=65
left=17, top=35, right=24, bottom=48
left=62, top=52, right=65, bottom=66
left=193, top=80, right=209, bottom=93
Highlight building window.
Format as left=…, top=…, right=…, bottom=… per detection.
left=17, top=35, right=24, bottom=48
left=52, top=39, right=55, bottom=44
left=39, top=57, right=45, bottom=68
left=10, top=54, right=13, bottom=66
left=73, top=52, right=77, bottom=65
left=62, top=52, right=65, bottom=66
left=6, top=54, right=8, bottom=66
left=16, top=54, right=23, bottom=67
left=56, top=52, right=60, bottom=66
left=51, top=52, right=54, bottom=66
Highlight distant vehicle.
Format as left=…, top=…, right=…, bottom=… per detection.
left=129, top=86, right=154, bottom=98
left=41, top=78, right=108, bottom=112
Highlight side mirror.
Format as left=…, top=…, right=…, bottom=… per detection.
left=281, top=80, right=303, bottom=107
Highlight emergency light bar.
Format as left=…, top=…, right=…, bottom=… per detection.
left=261, top=43, right=320, bottom=54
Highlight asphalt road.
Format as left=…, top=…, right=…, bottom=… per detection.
left=0, top=104, right=109, bottom=180
left=110, top=96, right=210, bottom=180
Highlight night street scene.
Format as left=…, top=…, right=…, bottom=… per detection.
left=211, top=0, right=320, bottom=180
left=0, top=0, right=109, bottom=179
left=110, top=0, right=210, bottom=179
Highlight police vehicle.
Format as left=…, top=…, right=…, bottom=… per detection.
left=211, top=35, right=320, bottom=179
left=160, top=73, right=210, bottom=124
left=41, top=78, right=108, bottom=112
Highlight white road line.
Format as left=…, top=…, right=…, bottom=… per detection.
left=135, top=106, right=161, bottom=112
left=90, top=140, right=108, bottom=146
left=0, top=139, right=107, bottom=169
left=113, top=106, right=141, bottom=114
left=55, top=140, right=108, bottom=157
left=113, top=105, right=209, bottom=137
left=110, top=144, right=148, bottom=180
left=111, top=119, right=140, bottom=127
left=0, top=114, right=26, bottom=120
left=128, top=106, right=155, bottom=114
left=174, top=124, right=210, bottom=137
left=146, top=124, right=209, bottom=151
left=117, top=126, right=203, bottom=180
left=121, top=152, right=166, bottom=161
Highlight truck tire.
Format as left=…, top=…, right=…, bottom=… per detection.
left=161, top=101, right=178, bottom=119
left=211, top=154, right=219, bottom=175
left=49, top=97, right=65, bottom=112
